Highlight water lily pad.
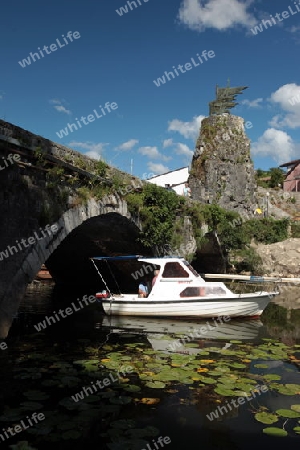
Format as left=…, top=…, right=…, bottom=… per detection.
left=263, top=374, right=281, bottom=381
left=276, top=409, right=300, bottom=418
left=73, top=359, right=99, bottom=366
left=20, top=402, right=44, bottom=411
left=230, top=362, right=247, bottom=369
left=9, top=441, right=38, bottom=450
left=109, top=396, right=132, bottom=405
left=255, top=412, right=278, bottom=424
left=291, top=405, right=300, bottom=413
left=23, top=390, right=49, bottom=401
left=41, top=379, right=60, bottom=387
left=62, top=430, right=81, bottom=440
left=276, top=384, right=300, bottom=395
left=0, top=409, right=23, bottom=422
left=254, top=364, right=268, bottom=369
left=201, top=377, right=217, bottom=385
left=262, top=427, right=288, bottom=437
left=107, top=439, right=148, bottom=450
left=126, top=426, right=160, bottom=438
left=57, top=421, right=78, bottom=430
left=293, top=426, right=300, bottom=434
left=110, top=419, right=136, bottom=429
left=145, top=381, right=166, bottom=389
left=214, top=386, right=236, bottom=396
left=123, top=384, right=141, bottom=393
left=59, top=398, right=82, bottom=410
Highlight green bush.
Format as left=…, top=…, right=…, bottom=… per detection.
left=291, top=222, right=300, bottom=238
left=242, top=218, right=289, bottom=244
left=233, top=247, right=263, bottom=275
left=126, top=192, right=144, bottom=215
left=95, top=160, right=107, bottom=177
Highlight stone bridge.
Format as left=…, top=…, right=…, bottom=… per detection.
left=0, top=120, right=147, bottom=338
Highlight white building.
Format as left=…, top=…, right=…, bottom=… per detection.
left=147, top=167, right=189, bottom=196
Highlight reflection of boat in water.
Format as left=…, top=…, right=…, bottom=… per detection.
left=91, top=256, right=278, bottom=318
left=100, top=316, right=264, bottom=353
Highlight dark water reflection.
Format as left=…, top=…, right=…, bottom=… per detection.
left=0, top=282, right=299, bottom=450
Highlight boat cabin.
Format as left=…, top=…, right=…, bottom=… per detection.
left=138, top=257, right=229, bottom=299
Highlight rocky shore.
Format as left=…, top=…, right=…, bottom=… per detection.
left=254, top=238, right=300, bottom=278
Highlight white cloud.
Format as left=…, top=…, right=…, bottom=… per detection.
left=54, top=105, right=72, bottom=115
left=269, top=83, right=300, bottom=128
left=138, top=146, right=170, bottom=161
left=168, top=115, right=204, bottom=139
left=289, top=25, right=300, bottom=33
left=251, top=128, right=298, bottom=164
left=241, top=98, right=263, bottom=108
left=49, top=99, right=61, bottom=105
left=174, top=143, right=194, bottom=159
left=147, top=162, right=170, bottom=174
left=50, top=98, right=71, bottom=115
left=178, top=0, right=257, bottom=32
left=68, top=141, right=108, bottom=160
left=115, top=139, right=139, bottom=151
left=163, top=138, right=173, bottom=148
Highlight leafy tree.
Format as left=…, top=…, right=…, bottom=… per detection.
left=137, top=183, right=181, bottom=251
left=269, top=167, right=285, bottom=188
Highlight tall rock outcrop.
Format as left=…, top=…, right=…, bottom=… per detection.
left=188, top=114, right=257, bottom=217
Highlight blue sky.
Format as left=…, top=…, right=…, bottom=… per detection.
left=1, top=0, right=300, bottom=178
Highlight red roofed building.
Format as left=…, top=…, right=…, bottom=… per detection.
left=279, top=159, right=300, bottom=192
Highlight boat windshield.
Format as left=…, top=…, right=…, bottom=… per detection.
left=162, top=262, right=189, bottom=278
left=183, top=260, right=200, bottom=277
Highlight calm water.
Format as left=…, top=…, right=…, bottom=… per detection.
left=0, top=282, right=299, bottom=450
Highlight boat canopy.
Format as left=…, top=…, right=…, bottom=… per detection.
left=91, top=255, right=142, bottom=261
left=138, top=256, right=185, bottom=264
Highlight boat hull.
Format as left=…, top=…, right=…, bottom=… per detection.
left=100, top=293, right=276, bottom=318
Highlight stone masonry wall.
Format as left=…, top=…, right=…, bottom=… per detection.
left=188, top=114, right=257, bottom=217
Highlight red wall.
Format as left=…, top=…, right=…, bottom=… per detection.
left=283, top=164, right=300, bottom=192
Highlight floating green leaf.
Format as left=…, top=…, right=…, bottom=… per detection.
left=145, top=381, right=166, bottom=389
left=109, top=396, right=132, bottom=405
left=123, top=384, right=141, bottom=393
left=276, top=409, right=300, bottom=418
left=291, top=405, right=300, bottom=413
left=23, top=390, right=49, bottom=401
left=263, top=374, right=281, bottom=381
left=20, top=402, right=44, bottom=411
left=255, top=412, right=278, bottom=424
left=214, top=386, right=236, bottom=396
left=262, top=427, right=288, bottom=437
left=275, top=384, right=300, bottom=395
left=62, top=430, right=81, bottom=440
left=110, top=419, right=136, bottom=429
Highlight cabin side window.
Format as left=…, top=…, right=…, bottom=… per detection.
left=180, top=287, right=205, bottom=297
left=162, top=262, right=189, bottom=278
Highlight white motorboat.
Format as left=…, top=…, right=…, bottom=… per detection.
left=91, top=256, right=278, bottom=318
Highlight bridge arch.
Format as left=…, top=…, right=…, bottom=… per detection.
left=0, top=195, right=143, bottom=338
